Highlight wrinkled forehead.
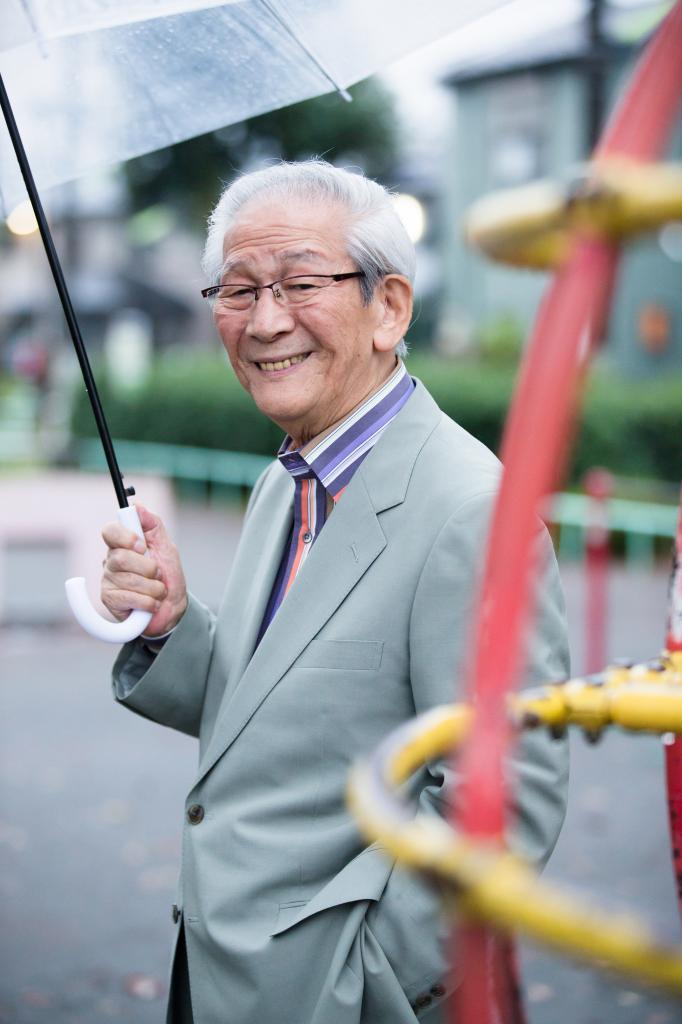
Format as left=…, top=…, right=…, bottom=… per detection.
left=221, top=197, right=351, bottom=276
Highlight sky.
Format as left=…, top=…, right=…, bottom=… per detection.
left=379, top=0, right=669, bottom=161
left=380, top=0, right=582, bottom=150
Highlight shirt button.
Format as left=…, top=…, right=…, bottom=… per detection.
left=430, top=983, right=446, bottom=997
left=172, top=904, right=180, bottom=923
left=302, top=531, right=313, bottom=543
left=415, top=994, right=432, bottom=1009
left=187, top=804, right=204, bottom=825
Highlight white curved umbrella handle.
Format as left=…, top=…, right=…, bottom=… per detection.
left=65, top=505, right=153, bottom=643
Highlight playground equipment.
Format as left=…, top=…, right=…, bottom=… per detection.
left=348, top=4, right=682, bottom=1020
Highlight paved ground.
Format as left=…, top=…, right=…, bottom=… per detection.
left=1, top=500, right=680, bottom=1023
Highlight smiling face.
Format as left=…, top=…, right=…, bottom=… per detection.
left=213, top=198, right=412, bottom=447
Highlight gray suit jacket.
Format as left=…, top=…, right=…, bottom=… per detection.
left=113, top=379, right=569, bottom=1024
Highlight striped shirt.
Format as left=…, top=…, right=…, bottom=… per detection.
left=256, top=361, right=414, bottom=643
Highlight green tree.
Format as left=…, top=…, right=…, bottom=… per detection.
left=124, top=78, right=399, bottom=224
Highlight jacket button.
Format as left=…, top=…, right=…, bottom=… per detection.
left=415, top=994, right=432, bottom=1009
left=187, top=804, right=204, bottom=825
left=172, top=904, right=180, bottom=923
left=430, top=983, right=446, bottom=997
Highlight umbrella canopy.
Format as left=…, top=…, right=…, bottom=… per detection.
left=0, top=0, right=509, bottom=216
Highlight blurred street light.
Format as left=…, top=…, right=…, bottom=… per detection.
left=659, top=222, right=682, bottom=262
left=104, top=308, right=153, bottom=393
left=392, top=192, right=426, bottom=243
left=6, top=198, right=38, bottom=235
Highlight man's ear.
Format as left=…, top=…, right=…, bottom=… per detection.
left=372, top=276, right=413, bottom=353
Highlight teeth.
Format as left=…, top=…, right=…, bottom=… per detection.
left=259, top=354, right=307, bottom=371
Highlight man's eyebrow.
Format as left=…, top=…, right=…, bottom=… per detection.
left=279, top=249, right=325, bottom=264
left=221, top=249, right=325, bottom=278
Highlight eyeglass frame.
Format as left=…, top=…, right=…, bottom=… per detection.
left=200, top=271, right=366, bottom=306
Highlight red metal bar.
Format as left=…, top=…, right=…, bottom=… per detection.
left=457, top=239, right=617, bottom=841
left=451, top=5, right=682, bottom=1021
left=456, top=928, right=526, bottom=1024
left=665, top=496, right=682, bottom=917
left=666, top=495, right=682, bottom=654
left=665, top=737, right=682, bottom=914
left=452, top=237, right=618, bottom=1024
left=584, top=468, right=614, bottom=674
left=594, top=4, right=682, bottom=162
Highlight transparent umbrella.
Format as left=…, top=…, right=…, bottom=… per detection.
left=0, top=0, right=509, bottom=215
left=0, top=0, right=509, bottom=642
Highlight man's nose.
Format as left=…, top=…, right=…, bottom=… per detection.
left=245, top=288, right=295, bottom=341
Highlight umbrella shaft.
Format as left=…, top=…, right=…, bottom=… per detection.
left=0, top=72, right=129, bottom=509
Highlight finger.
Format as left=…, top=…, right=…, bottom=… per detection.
left=103, top=588, right=162, bottom=616
left=102, top=572, right=167, bottom=601
left=102, top=521, right=146, bottom=554
left=135, top=504, right=163, bottom=535
left=104, top=549, right=160, bottom=578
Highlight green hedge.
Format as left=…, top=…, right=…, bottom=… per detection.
left=70, top=353, right=682, bottom=486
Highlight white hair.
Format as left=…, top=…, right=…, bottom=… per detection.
left=202, top=160, right=414, bottom=357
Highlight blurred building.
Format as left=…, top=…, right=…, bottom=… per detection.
left=0, top=175, right=202, bottom=461
left=438, top=0, right=682, bottom=377
left=0, top=176, right=194, bottom=365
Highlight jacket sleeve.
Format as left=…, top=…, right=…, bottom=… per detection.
left=112, top=593, right=216, bottom=737
left=111, top=462, right=275, bottom=738
left=408, top=490, right=570, bottom=868
left=363, top=490, right=569, bottom=1010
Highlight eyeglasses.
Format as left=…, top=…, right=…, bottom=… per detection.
left=200, top=272, right=365, bottom=310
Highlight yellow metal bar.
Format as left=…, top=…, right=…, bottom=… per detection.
left=464, top=159, right=682, bottom=270
left=346, top=652, right=682, bottom=994
left=513, top=652, right=682, bottom=735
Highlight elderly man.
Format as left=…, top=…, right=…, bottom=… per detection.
left=101, top=160, right=569, bottom=1024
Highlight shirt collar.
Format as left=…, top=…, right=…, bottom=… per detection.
left=277, top=360, right=413, bottom=497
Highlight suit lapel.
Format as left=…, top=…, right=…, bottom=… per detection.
left=227, top=476, right=293, bottom=687
left=195, top=379, right=442, bottom=783
left=196, top=472, right=385, bottom=781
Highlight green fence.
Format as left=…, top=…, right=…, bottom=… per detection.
left=78, top=439, right=678, bottom=567
left=550, top=492, right=677, bottom=567
left=79, top=438, right=271, bottom=496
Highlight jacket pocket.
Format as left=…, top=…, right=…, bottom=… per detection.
left=272, top=899, right=309, bottom=934
left=269, top=843, right=392, bottom=936
left=299, top=639, right=384, bottom=672
left=365, top=863, right=452, bottom=1001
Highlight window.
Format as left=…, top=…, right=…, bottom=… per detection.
left=489, top=74, right=547, bottom=187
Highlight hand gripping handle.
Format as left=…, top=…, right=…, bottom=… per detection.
left=65, top=505, right=153, bottom=643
